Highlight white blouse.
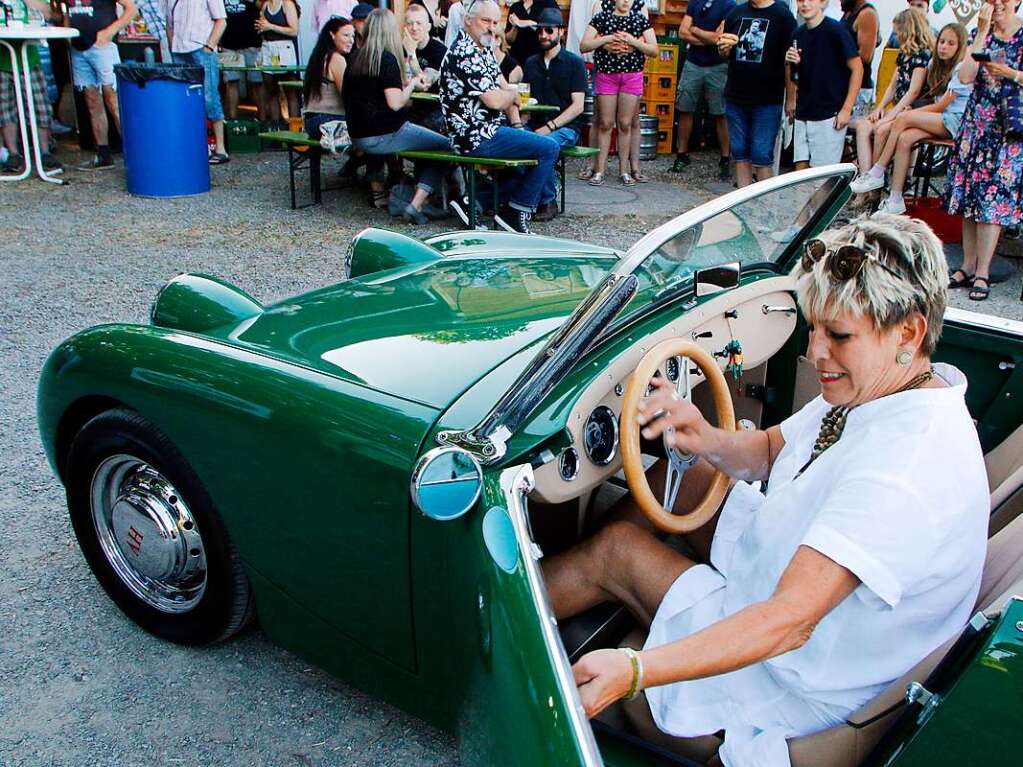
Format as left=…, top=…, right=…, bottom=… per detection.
left=644, top=363, right=989, bottom=767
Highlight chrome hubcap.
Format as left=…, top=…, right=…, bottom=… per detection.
left=90, top=455, right=207, bottom=613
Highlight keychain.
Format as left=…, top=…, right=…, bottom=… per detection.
left=724, top=339, right=743, bottom=393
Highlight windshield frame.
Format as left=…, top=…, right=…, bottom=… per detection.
left=436, top=164, right=857, bottom=464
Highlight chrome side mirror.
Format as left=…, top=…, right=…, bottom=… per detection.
left=410, top=447, right=483, bottom=521
left=694, top=262, right=741, bottom=297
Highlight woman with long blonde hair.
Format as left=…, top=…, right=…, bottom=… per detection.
left=853, top=8, right=935, bottom=174
left=343, top=9, right=451, bottom=223
left=850, top=23, right=970, bottom=214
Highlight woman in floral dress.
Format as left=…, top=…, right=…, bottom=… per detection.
left=944, top=0, right=1023, bottom=301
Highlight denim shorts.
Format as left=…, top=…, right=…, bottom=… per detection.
left=942, top=109, right=963, bottom=139
left=725, top=101, right=782, bottom=167
left=71, top=43, right=120, bottom=90
left=172, top=49, right=224, bottom=122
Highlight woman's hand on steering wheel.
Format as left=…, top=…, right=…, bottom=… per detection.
left=638, top=377, right=715, bottom=457
left=573, top=648, right=634, bottom=718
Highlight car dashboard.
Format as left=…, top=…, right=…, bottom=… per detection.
left=531, top=275, right=799, bottom=503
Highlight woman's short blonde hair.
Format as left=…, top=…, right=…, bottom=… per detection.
left=793, top=213, right=948, bottom=356
left=894, top=7, right=936, bottom=55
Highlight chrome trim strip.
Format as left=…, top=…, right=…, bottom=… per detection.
left=944, top=307, right=1023, bottom=338
left=615, top=163, right=857, bottom=276
left=501, top=464, right=604, bottom=767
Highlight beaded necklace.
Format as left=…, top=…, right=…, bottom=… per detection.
left=794, top=367, right=935, bottom=478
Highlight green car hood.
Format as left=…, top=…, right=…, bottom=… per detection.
left=213, top=250, right=619, bottom=409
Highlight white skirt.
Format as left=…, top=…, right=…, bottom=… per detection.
left=643, top=481, right=848, bottom=767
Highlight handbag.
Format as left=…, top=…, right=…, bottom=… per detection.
left=1003, top=80, right=1023, bottom=138
left=318, top=120, right=351, bottom=153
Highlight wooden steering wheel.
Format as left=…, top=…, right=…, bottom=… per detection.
left=620, top=339, right=736, bottom=534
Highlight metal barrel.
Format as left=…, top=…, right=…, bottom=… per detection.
left=639, top=115, right=658, bottom=161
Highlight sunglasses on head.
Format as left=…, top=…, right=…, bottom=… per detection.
left=802, top=239, right=904, bottom=282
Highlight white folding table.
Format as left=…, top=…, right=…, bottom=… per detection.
left=0, top=25, right=79, bottom=184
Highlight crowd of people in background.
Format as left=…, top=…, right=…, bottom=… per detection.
left=1, top=0, right=1021, bottom=279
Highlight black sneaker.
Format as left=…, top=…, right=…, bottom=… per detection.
left=449, top=196, right=485, bottom=229
left=669, top=153, right=690, bottom=173
left=402, top=203, right=430, bottom=225
left=494, top=205, right=531, bottom=234
left=718, top=156, right=731, bottom=181
left=533, top=201, right=559, bottom=222
left=2, top=153, right=25, bottom=173
left=84, top=155, right=115, bottom=170
left=41, top=153, right=64, bottom=172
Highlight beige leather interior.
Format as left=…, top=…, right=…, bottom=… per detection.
left=986, top=423, right=1023, bottom=529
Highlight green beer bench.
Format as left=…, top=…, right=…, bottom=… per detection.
left=258, top=130, right=349, bottom=210
left=396, top=149, right=537, bottom=229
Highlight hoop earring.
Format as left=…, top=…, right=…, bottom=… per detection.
left=897, top=350, right=912, bottom=366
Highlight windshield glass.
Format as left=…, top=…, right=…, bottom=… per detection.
left=616, top=174, right=844, bottom=323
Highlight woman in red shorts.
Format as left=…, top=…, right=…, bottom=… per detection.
left=581, top=0, right=657, bottom=185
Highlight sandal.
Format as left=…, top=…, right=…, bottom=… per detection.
left=630, top=168, right=649, bottom=183
left=588, top=171, right=605, bottom=186
left=577, top=166, right=595, bottom=181
left=620, top=172, right=636, bottom=186
left=948, top=269, right=974, bottom=289
left=969, top=276, right=990, bottom=301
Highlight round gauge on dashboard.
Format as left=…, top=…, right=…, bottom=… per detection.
left=559, top=448, right=580, bottom=481
left=583, top=406, right=619, bottom=466
left=664, top=356, right=681, bottom=384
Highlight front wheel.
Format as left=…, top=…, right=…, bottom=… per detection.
left=66, top=408, right=254, bottom=644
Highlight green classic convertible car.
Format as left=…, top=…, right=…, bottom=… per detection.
left=38, top=165, right=1023, bottom=766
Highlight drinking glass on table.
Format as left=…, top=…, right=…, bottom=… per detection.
left=517, top=82, right=531, bottom=107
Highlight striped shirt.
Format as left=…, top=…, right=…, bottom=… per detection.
left=165, top=0, right=227, bottom=54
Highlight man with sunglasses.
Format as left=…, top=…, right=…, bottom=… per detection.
left=521, top=7, right=587, bottom=221
left=439, top=0, right=560, bottom=233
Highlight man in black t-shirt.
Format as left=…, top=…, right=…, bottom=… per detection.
left=404, top=3, right=447, bottom=132
left=785, top=0, right=862, bottom=168
left=219, top=0, right=264, bottom=120
left=65, top=0, right=138, bottom=169
left=521, top=7, right=587, bottom=221
left=717, top=0, right=796, bottom=186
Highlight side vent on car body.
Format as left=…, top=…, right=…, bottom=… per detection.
left=150, top=273, right=263, bottom=334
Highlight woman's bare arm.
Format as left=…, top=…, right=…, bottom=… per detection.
left=574, top=546, right=860, bottom=717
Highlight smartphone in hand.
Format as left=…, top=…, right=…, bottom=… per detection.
left=971, top=51, right=992, bottom=63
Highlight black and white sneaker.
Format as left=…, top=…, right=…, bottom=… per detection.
left=449, top=196, right=487, bottom=229
left=494, top=205, right=531, bottom=234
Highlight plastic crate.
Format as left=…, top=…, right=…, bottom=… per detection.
left=655, top=44, right=679, bottom=73
left=657, top=129, right=672, bottom=154
left=649, top=74, right=677, bottom=102
left=225, top=118, right=262, bottom=154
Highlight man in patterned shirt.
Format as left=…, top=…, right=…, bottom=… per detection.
left=439, top=0, right=560, bottom=234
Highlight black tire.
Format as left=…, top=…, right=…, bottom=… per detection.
left=66, top=408, right=255, bottom=644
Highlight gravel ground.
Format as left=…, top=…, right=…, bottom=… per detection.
left=1, top=145, right=1020, bottom=767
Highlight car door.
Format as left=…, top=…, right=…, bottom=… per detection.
left=451, top=463, right=603, bottom=767
left=934, top=308, right=1023, bottom=452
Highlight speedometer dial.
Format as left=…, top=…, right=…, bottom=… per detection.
left=583, top=406, right=619, bottom=466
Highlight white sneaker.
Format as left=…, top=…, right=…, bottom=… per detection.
left=877, top=196, right=907, bottom=215
left=850, top=173, right=885, bottom=194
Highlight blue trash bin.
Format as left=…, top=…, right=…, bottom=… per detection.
left=115, top=63, right=210, bottom=197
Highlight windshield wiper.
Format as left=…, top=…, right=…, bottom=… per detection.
left=436, top=272, right=638, bottom=463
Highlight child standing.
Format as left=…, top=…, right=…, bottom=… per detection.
left=785, top=0, right=862, bottom=168
left=580, top=0, right=657, bottom=186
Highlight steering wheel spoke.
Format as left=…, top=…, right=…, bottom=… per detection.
left=621, top=340, right=735, bottom=534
